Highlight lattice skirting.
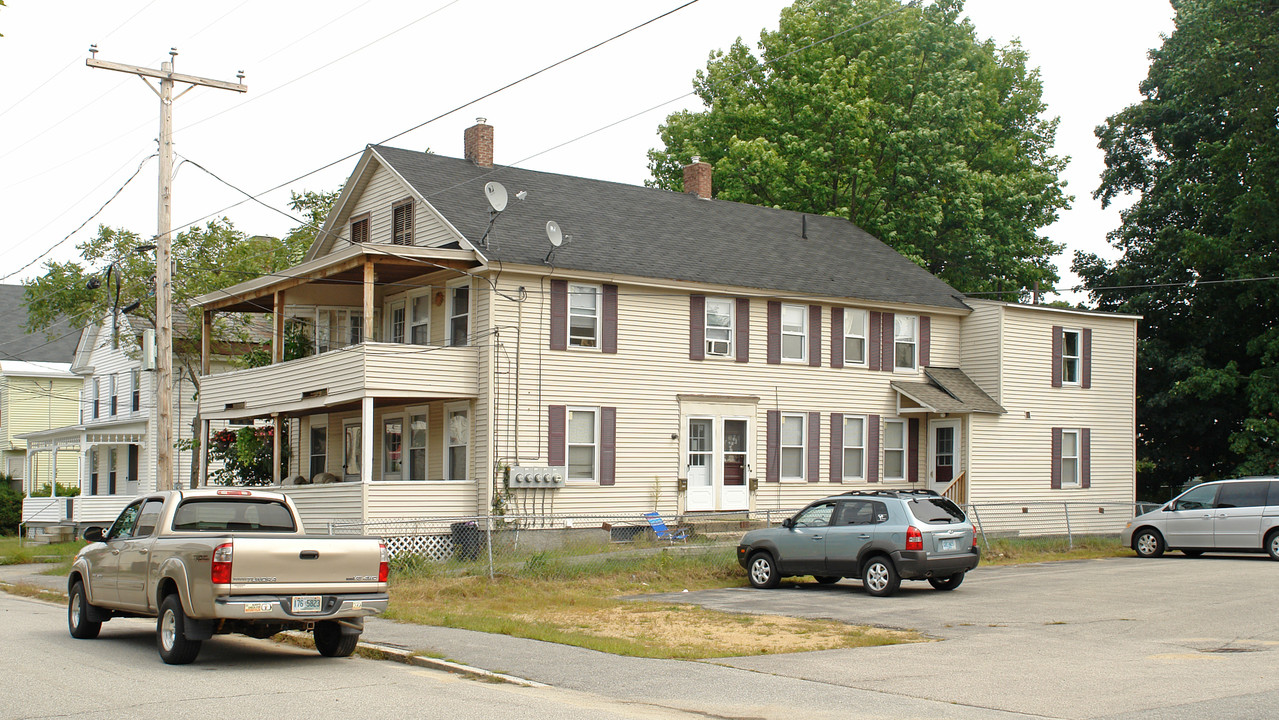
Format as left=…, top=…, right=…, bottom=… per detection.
left=385, top=534, right=453, bottom=561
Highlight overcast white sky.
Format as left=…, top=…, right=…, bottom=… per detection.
left=0, top=0, right=1174, bottom=301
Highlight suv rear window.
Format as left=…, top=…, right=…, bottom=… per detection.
left=906, top=497, right=966, bottom=524
left=172, top=499, right=296, bottom=532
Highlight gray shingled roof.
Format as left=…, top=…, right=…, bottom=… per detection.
left=891, top=367, right=1006, bottom=415
left=0, top=284, right=81, bottom=363
left=372, top=146, right=969, bottom=311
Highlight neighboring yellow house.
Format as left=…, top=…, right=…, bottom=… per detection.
left=0, top=284, right=83, bottom=495
left=189, top=122, right=1139, bottom=534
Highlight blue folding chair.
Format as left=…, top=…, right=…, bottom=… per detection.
left=643, top=512, right=690, bottom=542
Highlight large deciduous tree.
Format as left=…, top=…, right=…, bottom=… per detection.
left=1075, top=0, right=1279, bottom=495
left=648, top=0, right=1069, bottom=295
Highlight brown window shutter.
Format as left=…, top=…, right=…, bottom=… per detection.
left=1082, top=328, right=1092, bottom=389
left=600, top=407, right=616, bottom=485
left=881, top=312, right=895, bottom=372
left=807, top=412, right=820, bottom=482
left=908, top=418, right=920, bottom=483
left=602, top=284, right=618, bottom=354
left=351, top=217, right=369, bottom=244
left=392, top=202, right=414, bottom=245
left=868, top=311, right=882, bottom=371
left=1050, top=427, right=1062, bottom=489
left=766, top=410, right=780, bottom=483
left=767, top=301, right=781, bottom=364
left=830, top=413, right=843, bottom=482
left=867, top=414, right=880, bottom=483
left=920, top=315, right=931, bottom=368
left=1052, top=326, right=1063, bottom=388
left=550, top=280, right=568, bottom=351
left=548, top=405, right=566, bottom=466
left=735, top=297, right=750, bottom=362
left=808, top=305, right=822, bottom=367
left=830, top=307, right=844, bottom=368
left=689, top=295, right=706, bottom=360
left=1081, top=427, right=1091, bottom=489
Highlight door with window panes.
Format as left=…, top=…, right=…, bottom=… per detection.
left=686, top=417, right=750, bottom=511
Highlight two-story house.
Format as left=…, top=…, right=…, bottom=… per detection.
left=0, top=283, right=82, bottom=496
left=191, top=121, right=1138, bottom=534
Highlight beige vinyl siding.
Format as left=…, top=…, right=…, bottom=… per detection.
left=281, top=483, right=365, bottom=531
left=485, top=272, right=958, bottom=516
left=4, top=374, right=82, bottom=490
left=322, top=163, right=459, bottom=255
left=967, top=305, right=1137, bottom=527
left=959, top=301, right=1003, bottom=403
left=927, top=313, right=962, bottom=368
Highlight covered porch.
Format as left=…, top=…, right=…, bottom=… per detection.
left=18, top=420, right=146, bottom=528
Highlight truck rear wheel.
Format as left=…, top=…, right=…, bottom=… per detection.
left=313, top=620, right=360, bottom=657
left=157, top=594, right=202, bottom=665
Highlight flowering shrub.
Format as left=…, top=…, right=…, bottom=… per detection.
left=207, top=424, right=288, bottom=486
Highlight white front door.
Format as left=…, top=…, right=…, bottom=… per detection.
left=928, top=419, right=961, bottom=493
left=342, top=421, right=361, bottom=481
left=686, top=418, right=714, bottom=511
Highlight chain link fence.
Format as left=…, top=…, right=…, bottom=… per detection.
left=318, top=501, right=1146, bottom=579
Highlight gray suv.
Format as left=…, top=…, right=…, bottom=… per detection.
left=736, top=490, right=980, bottom=597
left=1122, top=477, right=1279, bottom=559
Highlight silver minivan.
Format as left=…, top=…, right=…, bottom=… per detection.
left=1122, top=477, right=1279, bottom=559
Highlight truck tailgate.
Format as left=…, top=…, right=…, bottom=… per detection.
left=223, top=535, right=384, bottom=594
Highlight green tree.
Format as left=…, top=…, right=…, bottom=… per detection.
left=1075, top=0, right=1279, bottom=496
left=647, top=0, right=1069, bottom=295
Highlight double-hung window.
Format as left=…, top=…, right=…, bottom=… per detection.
left=842, top=415, right=866, bottom=481
left=781, top=304, right=807, bottom=361
left=408, top=413, right=427, bottom=481
left=109, top=375, right=118, bottom=416
left=130, top=369, right=141, bottom=412
left=309, top=426, right=327, bottom=479
left=1060, top=429, right=1080, bottom=486
left=92, top=378, right=101, bottom=419
left=566, top=408, right=598, bottom=483
left=410, top=294, right=430, bottom=345
left=383, top=417, right=403, bottom=480
left=705, top=298, right=733, bottom=357
left=448, top=282, right=470, bottom=347
left=568, top=284, right=599, bottom=348
left=883, top=419, right=906, bottom=481
left=1062, top=329, right=1081, bottom=385
left=844, top=309, right=867, bottom=365
left=894, top=315, right=917, bottom=371
left=781, top=413, right=806, bottom=480
left=445, top=405, right=469, bottom=480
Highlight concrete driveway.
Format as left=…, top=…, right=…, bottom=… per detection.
left=647, top=555, right=1279, bottom=719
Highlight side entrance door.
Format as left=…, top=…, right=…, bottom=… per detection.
left=928, top=419, right=961, bottom=494
left=686, top=418, right=714, bottom=511
left=686, top=417, right=751, bottom=512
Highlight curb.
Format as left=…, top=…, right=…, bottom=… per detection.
left=353, top=640, right=546, bottom=687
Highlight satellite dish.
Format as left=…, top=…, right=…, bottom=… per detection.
left=484, top=182, right=508, bottom=212
left=546, top=220, right=563, bottom=247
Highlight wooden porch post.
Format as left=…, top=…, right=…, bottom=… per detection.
left=362, top=260, right=375, bottom=342
left=361, top=397, right=374, bottom=483
left=197, top=418, right=210, bottom=488
left=201, top=309, right=212, bottom=376
left=273, top=291, right=285, bottom=363
left=272, top=414, right=283, bottom=485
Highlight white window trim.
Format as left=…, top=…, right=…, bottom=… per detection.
left=385, top=299, right=407, bottom=345
left=109, top=374, right=117, bottom=416
left=568, top=283, right=601, bottom=350
left=1062, top=328, right=1082, bottom=386
left=342, top=419, right=362, bottom=480
left=780, top=303, right=808, bottom=363
left=1061, top=429, right=1081, bottom=487
left=130, top=369, right=141, bottom=413
left=842, top=414, right=867, bottom=481
left=844, top=308, right=868, bottom=367
left=883, top=418, right=907, bottom=482
left=893, top=314, right=918, bottom=372
left=382, top=413, right=405, bottom=481
left=780, top=412, right=806, bottom=482
left=443, top=401, right=470, bottom=481
left=705, top=297, right=735, bottom=359
left=565, top=406, right=600, bottom=484
left=306, top=414, right=329, bottom=480
left=446, top=278, right=472, bottom=347
left=405, top=405, right=429, bottom=482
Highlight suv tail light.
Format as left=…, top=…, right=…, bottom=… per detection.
left=972, top=525, right=978, bottom=548
left=211, top=542, right=233, bottom=584
left=378, top=542, right=390, bottom=583
left=906, top=525, right=923, bottom=551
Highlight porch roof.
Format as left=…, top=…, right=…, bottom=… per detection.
left=891, top=367, right=1005, bottom=415
left=191, top=244, right=481, bottom=314
left=17, top=418, right=148, bottom=450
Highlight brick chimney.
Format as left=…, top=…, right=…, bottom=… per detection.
left=464, top=118, right=494, bottom=168
left=683, top=156, right=712, bottom=199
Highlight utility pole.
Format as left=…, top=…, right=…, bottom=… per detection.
left=87, top=47, right=246, bottom=491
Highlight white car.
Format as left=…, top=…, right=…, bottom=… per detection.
left=1122, top=477, right=1279, bottom=559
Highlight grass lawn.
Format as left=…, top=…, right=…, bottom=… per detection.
left=979, top=535, right=1128, bottom=565
left=0, top=537, right=85, bottom=566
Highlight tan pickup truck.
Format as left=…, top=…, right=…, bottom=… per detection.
left=67, top=488, right=389, bottom=664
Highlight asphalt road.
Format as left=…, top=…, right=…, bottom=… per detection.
left=646, top=554, right=1279, bottom=719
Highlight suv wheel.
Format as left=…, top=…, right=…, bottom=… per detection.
left=1133, top=528, right=1165, bottom=558
left=928, top=572, right=965, bottom=591
left=747, top=552, right=781, bottom=589
left=861, top=556, right=900, bottom=597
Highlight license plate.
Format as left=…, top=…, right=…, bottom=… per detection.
left=940, top=538, right=957, bottom=552
left=291, top=595, right=322, bottom=613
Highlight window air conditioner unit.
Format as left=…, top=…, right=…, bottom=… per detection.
left=706, top=340, right=730, bottom=356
